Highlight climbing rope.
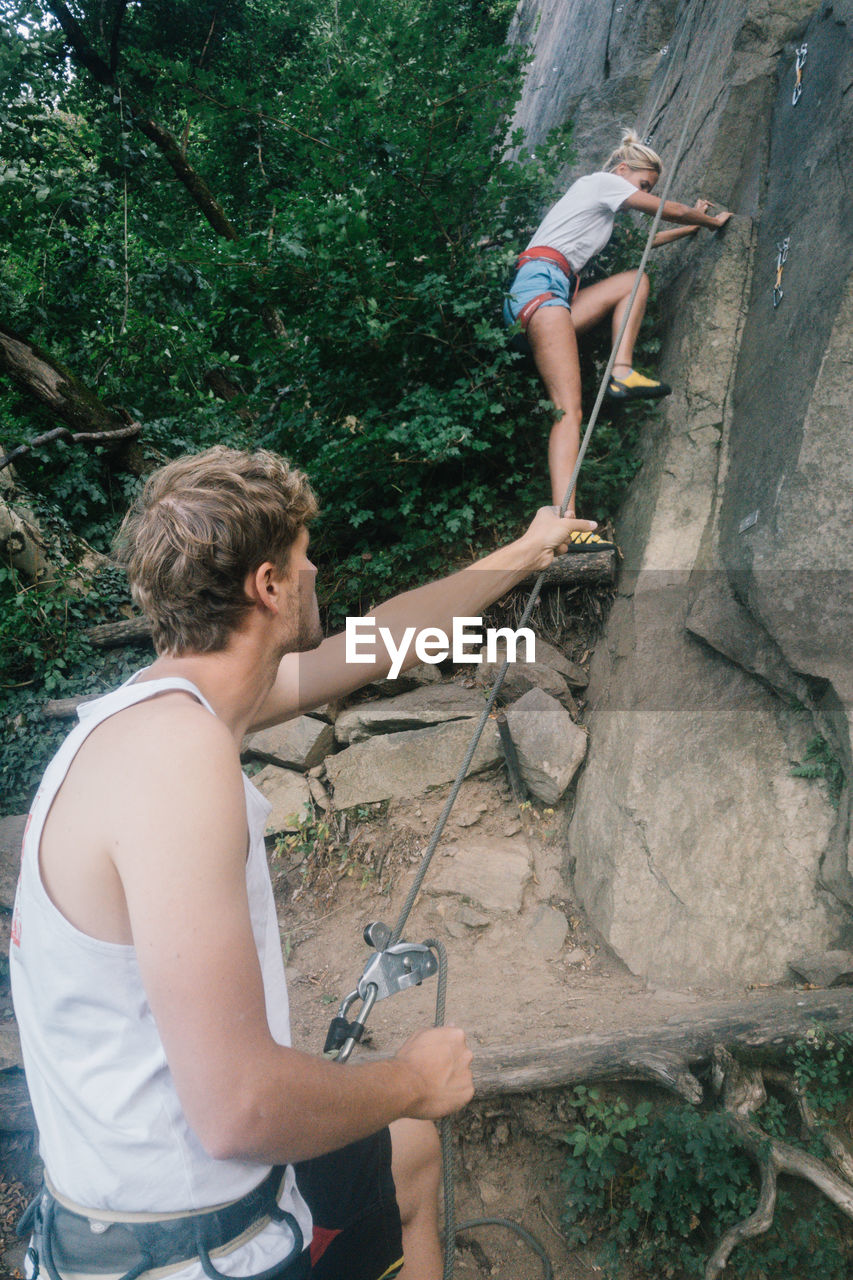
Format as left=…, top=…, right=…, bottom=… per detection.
left=328, top=1, right=737, bottom=1273
left=640, top=0, right=700, bottom=144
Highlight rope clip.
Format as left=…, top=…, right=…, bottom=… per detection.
left=773, top=237, right=789, bottom=308
left=792, top=43, right=807, bottom=105
left=325, top=922, right=439, bottom=1061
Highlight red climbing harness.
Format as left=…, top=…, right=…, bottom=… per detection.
left=514, top=245, right=581, bottom=328
left=516, top=244, right=574, bottom=276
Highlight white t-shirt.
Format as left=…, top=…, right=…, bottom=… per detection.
left=10, top=675, right=312, bottom=1279
left=526, top=171, right=637, bottom=272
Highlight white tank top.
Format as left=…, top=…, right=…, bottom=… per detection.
left=9, top=676, right=312, bottom=1278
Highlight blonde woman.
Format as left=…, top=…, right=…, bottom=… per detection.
left=505, top=132, right=732, bottom=523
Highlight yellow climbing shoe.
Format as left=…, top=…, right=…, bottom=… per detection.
left=606, top=368, right=671, bottom=402
left=565, top=529, right=616, bottom=553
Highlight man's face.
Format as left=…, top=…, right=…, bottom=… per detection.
left=279, top=526, right=323, bottom=653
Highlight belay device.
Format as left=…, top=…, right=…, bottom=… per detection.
left=324, top=922, right=439, bottom=1062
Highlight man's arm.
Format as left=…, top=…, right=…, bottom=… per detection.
left=253, top=507, right=595, bottom=728
left=111, top=707, right=473, bottom=1164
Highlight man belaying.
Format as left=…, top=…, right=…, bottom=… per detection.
left=504, top=130, right=732, bottom=520
left=10, top=446, right=597, bottom=1280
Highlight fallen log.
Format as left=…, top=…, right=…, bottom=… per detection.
left=519, top=549, right=616, bottom=589
left=42, top=695, right=99, bottom=719
left=472, top=988, right=853, bottom=1103
left=87, top=616, right=152, bottom=648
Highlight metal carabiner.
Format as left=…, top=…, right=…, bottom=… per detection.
left=792, top=43, right=807, bottom=106
left=772, top=237, right=789, bottom=308
left=333, top=983, right=379, bottom=1063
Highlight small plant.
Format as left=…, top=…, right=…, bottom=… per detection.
left=275, top=814, right=339, bottom=870
left=788, top=1024, right=853, bottom=1117
left=791, top=734, right=845, bottom=808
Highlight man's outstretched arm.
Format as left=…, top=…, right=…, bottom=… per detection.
left=253, top=508, right=596, bottom=728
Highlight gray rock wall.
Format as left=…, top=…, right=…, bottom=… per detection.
left=510, top=0, right=853, bottom=984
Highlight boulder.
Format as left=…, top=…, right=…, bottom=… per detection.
left=525, top=904, right=570, bottom=957
left=368, top=662, right=444, bottom=696
left=505, top=689, right=587, bottom=805
left=335, top=685, right=484, bottom=744
left=244, top=717, right=335, bottom=771
left=789, top=951, right=853, bottom=988
left=474, top=660, right=578, bottom=716
left=476, top=635, right=587, bottom=688
left=325, top=719, right=501, bottom=811
left=253, top=766, right=313, bottom=834
left=0, top=815, right=25, bottom=910
left=530, top=639, right=589, bottom=689
left=425, top=838, right=532, bottom=914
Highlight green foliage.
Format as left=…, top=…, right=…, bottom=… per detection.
left=791, top=734, right=845, bottom=808
left=0, top=559, right=149, bottom=812
left=559, top=1036, right=853, bottom=1280
left=1, top=0, right=653, bottom=617
left=788, top=1024, right=853, bottom=1117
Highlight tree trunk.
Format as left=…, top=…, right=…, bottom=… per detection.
left=0, top=492, right=51, bottom=580
left=471, top=988, right=853, bottom=1102
left=0, top=325, right=130, bottom=437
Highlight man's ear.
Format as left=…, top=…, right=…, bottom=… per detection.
left=246, top=561, right=282, bottom=613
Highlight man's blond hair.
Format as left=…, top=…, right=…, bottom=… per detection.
left=116, top=447, right=318, bottom=655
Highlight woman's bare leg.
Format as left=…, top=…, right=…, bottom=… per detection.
left=525, top=305, right=583, bottom=510
left=571, top=269, right=650, bottom=372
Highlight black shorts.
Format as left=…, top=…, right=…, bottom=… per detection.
left=292, top=1129, right=403, bottom=1280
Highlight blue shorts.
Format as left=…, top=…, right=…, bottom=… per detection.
left=503, top=259, right=578, bottom=330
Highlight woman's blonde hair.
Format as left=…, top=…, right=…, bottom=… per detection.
left=605, top=130, right=662, bottom=175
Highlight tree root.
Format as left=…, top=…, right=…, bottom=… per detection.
left=704, top=1046, right=853, bottom=1279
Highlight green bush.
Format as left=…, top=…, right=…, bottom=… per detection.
left=560, top=1030, right=853, bottom=1279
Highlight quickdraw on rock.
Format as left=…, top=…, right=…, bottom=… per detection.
left=773, top=237, right=790, bottom=308
left=792, top=42, right=807, bottom=105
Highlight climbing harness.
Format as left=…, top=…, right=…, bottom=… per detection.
left=773, top=237, right=789, bottom=308
left=792, top=42, right=807, bottom=105
left=18, top=1168, right=307, bottom=1280
left=326, top=0, right=737, bottom=1275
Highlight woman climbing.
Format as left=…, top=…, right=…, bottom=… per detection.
left=504, top=131, right=732, bottom=527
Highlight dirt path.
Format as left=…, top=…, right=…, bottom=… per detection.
left=274, top=771, right=739, bottom=1280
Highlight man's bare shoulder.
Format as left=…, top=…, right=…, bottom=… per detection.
left=80, top=690, right=243, bottom=812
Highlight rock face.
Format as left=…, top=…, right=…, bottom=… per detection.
left=245, top=716, right=335, bottom=771
left=511, top=0, right=853, bottom=984
left=334, top=685, right=484, bottom=744
left=325, top=719, right=502, bottom=811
